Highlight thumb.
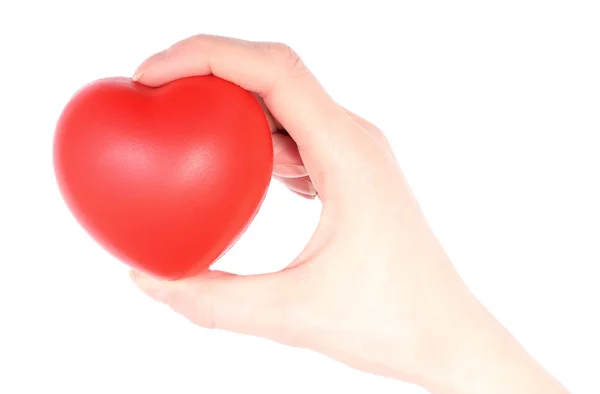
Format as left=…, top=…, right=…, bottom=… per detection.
left=129, top=269, right=298, bottom=341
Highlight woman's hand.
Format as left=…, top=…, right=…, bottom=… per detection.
left=129, top=35, right=569, bottom=394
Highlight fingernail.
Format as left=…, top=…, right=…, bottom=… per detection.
left=132, top=71, right=144, bottom=81
left=273, top=164, right=308, bottom=178
left=290, top=178, right=317, bottom=196
left=289, top=188, right=317, bottom=199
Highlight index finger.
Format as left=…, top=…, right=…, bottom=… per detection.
left=133, top=35, right=372, bottom=179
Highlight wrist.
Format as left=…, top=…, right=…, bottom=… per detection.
left=422, top=306, right=570, bottom=394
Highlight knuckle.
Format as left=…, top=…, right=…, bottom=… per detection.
left=267, top=42, right=294, bottom=59
left=371, top=128, right=393, bottom=149
left=168, top=34, right=213, bottom=55
left=264, top=42, right=309, bottom=79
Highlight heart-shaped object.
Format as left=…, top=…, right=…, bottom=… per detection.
left=53, top=75, right=273, bottom=280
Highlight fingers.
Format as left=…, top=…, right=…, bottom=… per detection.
left=130, top=269, right=300, bottom=341
left=271, top=133, right=315, bottom=198
left=272, top=133, right=306, bottom=177
left=255, top=94, right=282, bottom=133
left=273, top=175, right=317, bottom=198
left=133, top=35, right=374, bottom=191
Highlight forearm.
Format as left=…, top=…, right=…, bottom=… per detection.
left=423, top=308, right=570, bottom=394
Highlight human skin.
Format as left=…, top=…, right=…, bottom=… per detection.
left=129, top=34, right=570, bottom=394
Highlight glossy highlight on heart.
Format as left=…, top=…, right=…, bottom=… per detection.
left=53, top=75, right=273, bottom=280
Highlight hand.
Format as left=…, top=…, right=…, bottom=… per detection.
left=129, top=35, right=569, bottom=394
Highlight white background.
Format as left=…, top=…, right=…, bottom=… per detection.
left=0, top=1, right=598, bottom=393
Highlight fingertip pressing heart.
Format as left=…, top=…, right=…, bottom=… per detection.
left=132, top=51, right=164, bottom=82
left=132, top=71, right=144, bottom=82
left=131, top=71, right=144, bottom=82
left=130, top=50, right=179, bottom=86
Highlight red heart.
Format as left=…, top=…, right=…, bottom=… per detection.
left=53, top=75, right=273, bottom=280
